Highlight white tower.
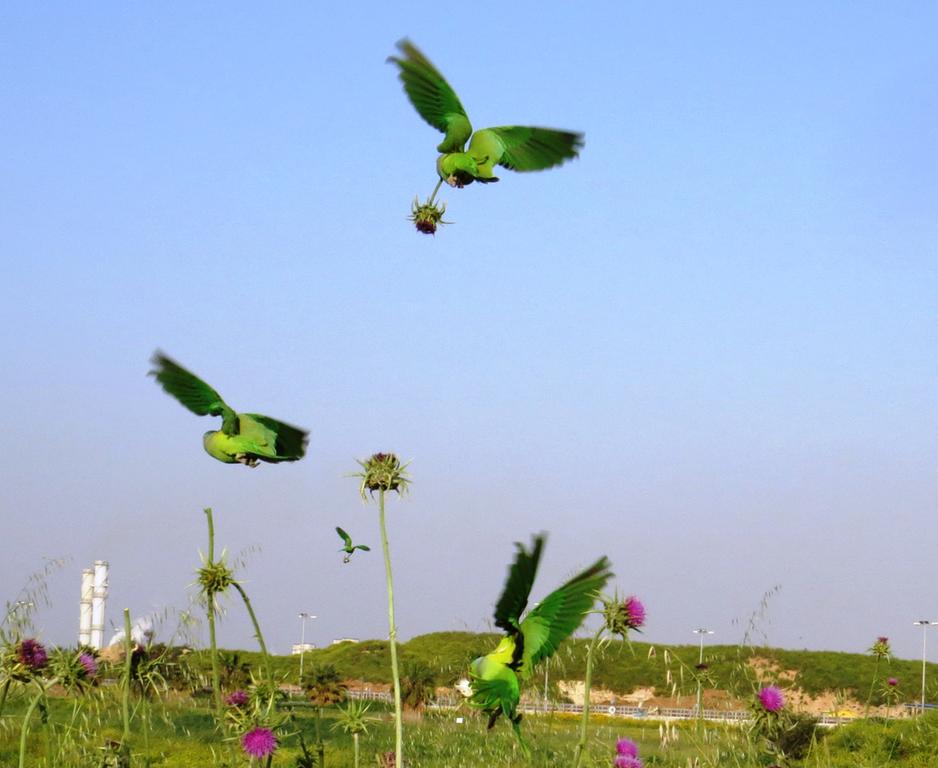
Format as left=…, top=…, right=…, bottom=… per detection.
left=89, top=560, right=109, bottom=650
left=78, top=568, right=94, bottom=646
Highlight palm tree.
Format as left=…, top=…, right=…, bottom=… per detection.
left=302, top=664, right=348, bottom=708
left=303, top=664, right=348, bottom=765
left=332, top=699, right=378, bottom=768
left=400, top=662, right=436, bottom=717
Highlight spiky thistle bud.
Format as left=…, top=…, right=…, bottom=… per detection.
left=869, top=636, right=891, bottom=659
left=198, top=552, right=235, bottom=597
left=356, top=453, right=411, bottom=499
left=410, top=197, right=449, bottom=235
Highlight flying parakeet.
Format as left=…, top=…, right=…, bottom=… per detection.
left=388, top=39, right=584, bottom=233
left=467, top=534, right=611, bottom=752
left=335, top=526, right=371, bottom=563
left=149, top=351, right=308, bottom=467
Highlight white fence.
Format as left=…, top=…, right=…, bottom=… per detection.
left=344, top=690, right=855, bottom=727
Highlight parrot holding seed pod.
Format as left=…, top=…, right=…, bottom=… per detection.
left=388, top=39, right=584, bottom=233
left=336, top=526, right=371, bottom=563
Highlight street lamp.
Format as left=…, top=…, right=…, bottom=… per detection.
left=298, top=612, right=317, bottom=681
left=693, top=628, right=714, bottom=716
left=913, top=620, right=935, bottom=712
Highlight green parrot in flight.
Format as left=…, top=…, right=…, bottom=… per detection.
left=149, top=352, right=308, bottom=467
left=388, top=39, right=584, bottom=232
left=467, top=534, right=611, bottom=752
left=336, top=526, right=371, bottom=563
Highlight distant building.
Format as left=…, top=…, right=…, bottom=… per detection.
left=291, top=643, right=315, bottom=654
left=331, top=637, right=359, bottom=645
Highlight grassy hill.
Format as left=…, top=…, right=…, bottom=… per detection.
left=208, top=631, right=938, bottom=705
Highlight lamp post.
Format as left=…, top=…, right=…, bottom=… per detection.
left=693, top=628, right=713, bottom=716
left=298, top=612, right=317, bottom=682
left=913, top=620, right=935, bottom=713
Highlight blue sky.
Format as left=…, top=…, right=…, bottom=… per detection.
left=2, top=3, right=937, bottom=663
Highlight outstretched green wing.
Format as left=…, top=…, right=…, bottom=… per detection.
left=336, top=527, right=352, bottom=547
left=245, top=414, right=308, bottom=460
left=493, top=535, right=545, bottom=633
left=388, top=39, right=473, bottom=153
left=150, top=352, right=237, bottom=433
left=517, top=555, right=611, bottom=677
left=469, top=126, right=584, bottom=172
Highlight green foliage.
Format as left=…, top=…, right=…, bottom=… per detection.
left=823, top=710, right=938, bottom=767
left=400, top=662, right=436, bottom=712
left=216, top=650, right=251, bottom=690
left=209, top=633, right=938, bottom=707
left=332, top=699, right=378, bottom=736
left=302, top=664, right=348, bottom=708
left=772, top=712, right=823, bottom=761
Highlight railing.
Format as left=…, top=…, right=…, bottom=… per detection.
left=343, top=690, right=856, bottom=727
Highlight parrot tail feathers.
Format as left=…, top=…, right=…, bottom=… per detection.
left=510, top=713, right=530, bottom=757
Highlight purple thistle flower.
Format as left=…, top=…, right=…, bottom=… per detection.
left=78, top=653, right=98, bottom=678
left=603, top=595, right=647, bottom=638
left=758, top=685, right=785, bottom=713
left=887, top=677, right=898, bottom=687
left=616, top=738, right=639, bottom=757
left=241, top=727, right=276, bottom=758
left=226, top=689, right=249, bottom=707
left=614, top=756, right=643, bottom=768
left=16, top=639, right=48, bottom=671
left=624, top=596, right=646, bottom=629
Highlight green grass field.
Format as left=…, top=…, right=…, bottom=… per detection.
left=4, top=690, right=938, bottom=767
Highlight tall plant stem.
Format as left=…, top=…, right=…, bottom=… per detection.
left=572, top=625, right=605, bottom=768
left=378, top=488, right=403, bottom=768
left=121, top=608, right=133, bottom=765
left=427, top=178, right=443, bottom=206
left=141, top=694, right=151, bottom=768
left=0, top=677, right=11, bottom=718
left=865, top=657, right=881, bottom=717
left=232, top=581, right=273, bottom=685
left=204, top=508, right=224, bottom=720
left=17, top=679, right=50, bottom=768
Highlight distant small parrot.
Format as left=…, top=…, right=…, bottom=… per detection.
left=388, top=39, right=584, bottom=232
left=149, top=352, right=308, bottom=467
left=336, top=526, right=371, bottom=563
left=467, top=534, right=611, bottom=752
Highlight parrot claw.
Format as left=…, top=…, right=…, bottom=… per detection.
left=235, top=454, right=259, bottom=467
left=343, top=555, right=351, bottom=564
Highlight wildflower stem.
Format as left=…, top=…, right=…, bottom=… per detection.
left=427, top=178, right=443, bottom=206
left=231, top=581, right=273, bottom=685
left=379, top=487, right=403, bottom=768
left=204, top=507, right=224, bottom=720
left=0, top=677, right=10, bottom=718
left=865, top=656, right=881, bottom=717
left=572, top=624, right=605, bottom=768
left=17, top=679, right=51, bottom=768
left=121, top=608, right=133, bottom=764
